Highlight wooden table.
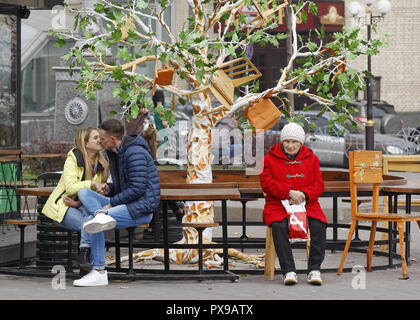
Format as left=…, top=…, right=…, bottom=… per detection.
left=383, top=182, right=420, bottom=265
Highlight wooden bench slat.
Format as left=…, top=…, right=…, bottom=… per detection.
left=5, top=219, right=40, bottom=226
left=182, top=223, right=219, bottom=228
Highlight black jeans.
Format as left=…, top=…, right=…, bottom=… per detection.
left=271, top=217, right=326, bottom=275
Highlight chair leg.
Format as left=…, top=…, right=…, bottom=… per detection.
left=337, top=220, right=357, bottom=275
left=366, top=221, right=377, bottom=272
left=397, top=222, right=409, bottom=279
left=264, top=227, right=276, bottom=280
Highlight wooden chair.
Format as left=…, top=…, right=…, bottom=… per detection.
left=0, top=150, right=36, bottom=230
left=337, top=150, right=420, bottom=279
left=209, top=57, right=262, bottom=109
left=4, top=219, right=39, bottom=268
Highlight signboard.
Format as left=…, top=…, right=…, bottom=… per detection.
left=238, top=1, right=345, bottom=32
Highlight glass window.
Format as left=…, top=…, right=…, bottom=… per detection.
left=21, top=39, right=74, bottom=114
left=0, top=13, right=18, bottom=147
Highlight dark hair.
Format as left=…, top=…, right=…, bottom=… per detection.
left=99, top=119, right=125, bottom=140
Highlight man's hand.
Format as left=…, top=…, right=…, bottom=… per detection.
left=103, top=203, right=112, bottom=210
left=100, top=183, right=110, bottom=196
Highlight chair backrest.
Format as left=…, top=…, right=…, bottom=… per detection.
left=349, top=150, right=383, bottom=216
left=0, top=149, right=23, bottom=183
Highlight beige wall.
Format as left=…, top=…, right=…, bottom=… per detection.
left=344, top=0, right=420, bottom=113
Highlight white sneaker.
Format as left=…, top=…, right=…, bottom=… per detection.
left=307, top=270, right=323, bottom=285
left=283, top=272, right=298, bottom=285
left=83, top=212, right=116, bottom=234
left=73, top=270, right=108, bottom=287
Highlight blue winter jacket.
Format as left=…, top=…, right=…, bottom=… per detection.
left=107, top=135, right=160, bottom=219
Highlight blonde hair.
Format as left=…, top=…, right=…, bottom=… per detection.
left=74, top=127, right=109, bottom=182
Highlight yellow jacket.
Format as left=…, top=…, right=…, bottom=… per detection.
left=42, top=148, right=106, bottom=223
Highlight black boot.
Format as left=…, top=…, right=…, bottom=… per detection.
left=78, top=247, right=92, bottom=276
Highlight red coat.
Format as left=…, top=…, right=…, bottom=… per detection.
left=259, top=144, right=327, bottom=226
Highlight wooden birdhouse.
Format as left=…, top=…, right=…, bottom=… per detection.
left=153, top=62, right=175, bottom=95
left=245, top=98, right=281, bottom=132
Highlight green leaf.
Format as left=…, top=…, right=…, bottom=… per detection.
left=112, top=29, right=122, bottom=42
left=53, top=36, right=66, bottom=48
left=137, top=0, right=148, bottom=10
left=111, top=65, right=125, bottom=80
left=116, top=47, right=132, bottom=62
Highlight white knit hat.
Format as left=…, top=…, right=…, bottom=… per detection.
left=280, top=122, right=305, bottom=144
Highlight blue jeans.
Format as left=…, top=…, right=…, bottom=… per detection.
left=77, top=188, right=153, bottom=270
left=58, top=205, right=91, bottom=248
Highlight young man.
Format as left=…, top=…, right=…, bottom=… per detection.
left=73, top=119, right=160, bottom=287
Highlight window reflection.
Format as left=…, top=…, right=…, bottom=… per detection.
left=0, top=13, right=17, bottom=147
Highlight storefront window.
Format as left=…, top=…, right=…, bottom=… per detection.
left=21, top=39, right=74, bottom=114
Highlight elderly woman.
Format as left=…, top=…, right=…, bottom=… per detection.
left=260, top=122, right=327, bottom=286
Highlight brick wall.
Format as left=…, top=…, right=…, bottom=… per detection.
left=344, top=0, right=420, bottom=114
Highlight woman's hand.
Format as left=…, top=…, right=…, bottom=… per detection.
left=289, top=190, right=306, bottom=205
left=63, top=196, right=81, bottom=208
left=91, top=181, right=109, bottom=195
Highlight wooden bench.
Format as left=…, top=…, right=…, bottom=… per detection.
left=159, top=170, right=260, bottom=246
left=114, top=224, right=150, bottom=276
left=182, top=222, right=219, bottom=275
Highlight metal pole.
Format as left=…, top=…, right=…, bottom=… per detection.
left=365, top=11, right=375, bottom=150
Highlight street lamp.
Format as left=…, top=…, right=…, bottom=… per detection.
left=348, top=0, right=391, bottom=150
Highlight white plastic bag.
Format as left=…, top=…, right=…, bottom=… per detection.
left=281, top=200, right=310, bottom=243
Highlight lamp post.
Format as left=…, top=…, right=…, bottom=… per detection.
left=348, top=0, right=391, bottom=150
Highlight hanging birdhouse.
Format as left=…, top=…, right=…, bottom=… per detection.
left=209, top=57, right=262, bottom=108
left=153, top=62, right=175, bottom=95
left=155, top=65, right=174, bottom=86
left=245, top=98, right=281, bottom=132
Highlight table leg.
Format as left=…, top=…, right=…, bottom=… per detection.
left=163, top=200, right=170, bottom=272
left=405, top=194, right=411, bottom=265
left=222, top=199, right=228, bottom=272
left=388, top=194, right=393, bottom=267
left=115, top=229, right=121, bottom=271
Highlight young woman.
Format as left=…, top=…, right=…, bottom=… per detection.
left=260, top=122, right=327, bottom=286
left=42, top=128, right=109, bottom=274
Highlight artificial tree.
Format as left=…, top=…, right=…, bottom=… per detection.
left=52, top=0, right=388, bottom=266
